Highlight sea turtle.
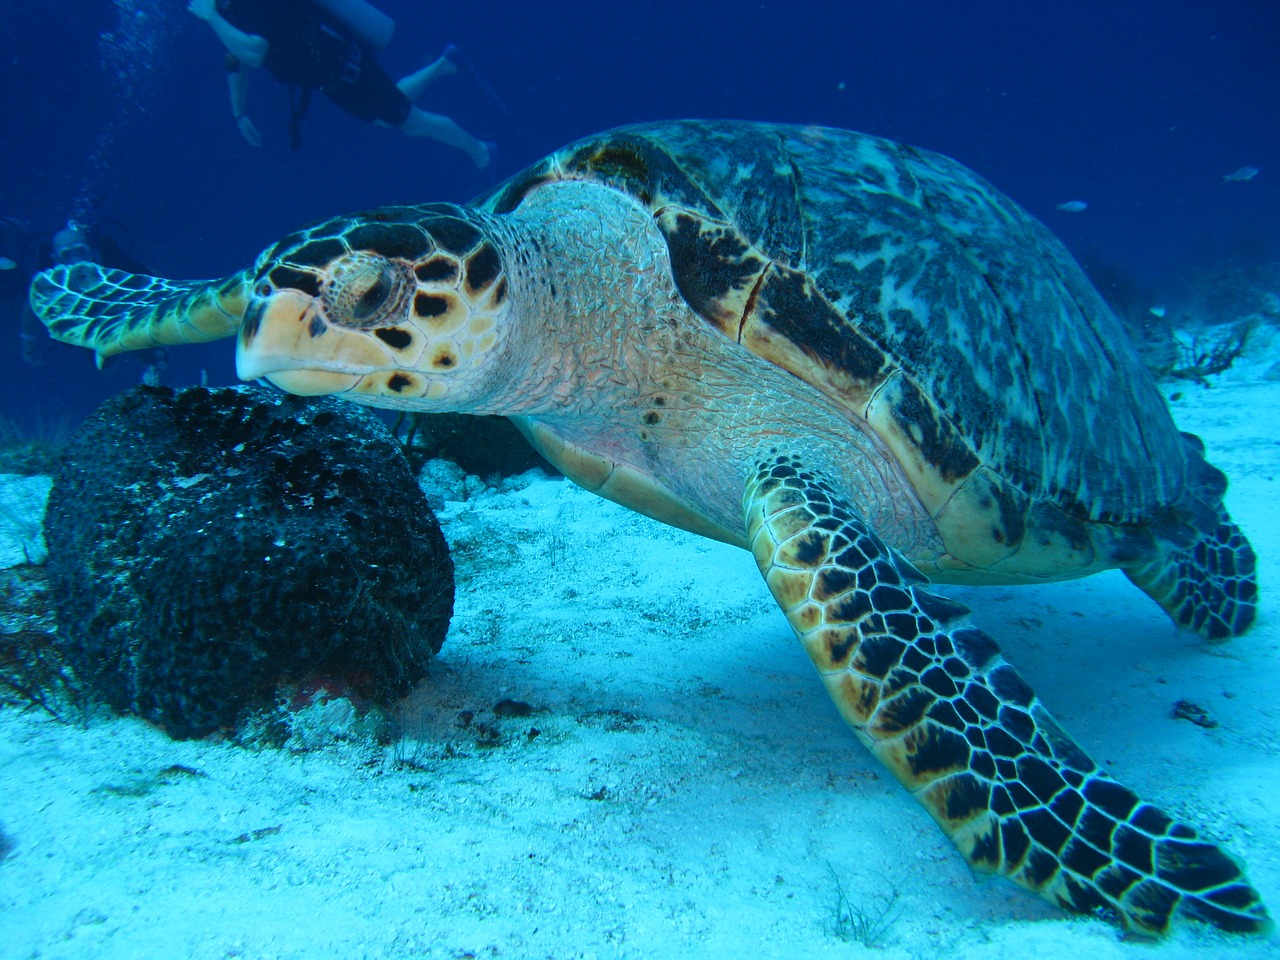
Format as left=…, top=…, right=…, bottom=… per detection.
left=30, top=120, right=1267, bottom=935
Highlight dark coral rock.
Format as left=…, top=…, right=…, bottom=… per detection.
left=43, top=385, right=453, bottom=739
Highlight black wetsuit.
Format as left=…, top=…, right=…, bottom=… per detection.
left=219, top=0, right=411, bottom=127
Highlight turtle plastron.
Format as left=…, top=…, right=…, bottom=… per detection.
left=742, top=451, right=1270, bottom=936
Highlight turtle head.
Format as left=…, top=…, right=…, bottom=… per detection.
left=236, top=204, right=510, bottom=410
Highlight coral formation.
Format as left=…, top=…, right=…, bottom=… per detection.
left=43, top=385, right=453, bottom=738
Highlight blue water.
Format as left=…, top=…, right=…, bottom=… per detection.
left=0, top=0, right=1275, bottom=430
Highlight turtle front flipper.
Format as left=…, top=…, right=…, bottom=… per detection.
left=29, top=263, right=250, bottom=366
left=744, top=453, right=1270, bottom=936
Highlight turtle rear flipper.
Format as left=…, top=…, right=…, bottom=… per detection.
left=1125, top=512, right=1257, bottom=641
left=744, top=453, right=1270, bottom=936
left=30, top=264, right=249, bottom=366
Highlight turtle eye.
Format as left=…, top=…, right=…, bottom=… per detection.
left=352, top=266, right=393, bottom=321
left=323, top=253, right=414, bottom=328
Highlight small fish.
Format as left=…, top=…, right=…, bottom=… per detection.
left=1222, top=166, right=1259, bottom=183
left=1149, top=305, right=1167, bottom=318
left=0, top=256, right=16, bottom=270
left=1056, top=200, right=1088, bottom=212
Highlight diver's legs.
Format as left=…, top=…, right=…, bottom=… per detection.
left=396, top=54, right=455, bottom=103
left=394, top=107, right=491, bottom=167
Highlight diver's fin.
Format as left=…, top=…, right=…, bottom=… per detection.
left=444, top=43, right=510, bottom=116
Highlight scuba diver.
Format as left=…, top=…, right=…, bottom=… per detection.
left=188, top=0, right=498, bottom=167
left=0, top=216, right=40, bottom=367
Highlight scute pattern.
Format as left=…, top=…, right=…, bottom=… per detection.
left=744, top=453, right=1269, bottom=936
left=485, top=122, right=1191, bottom=534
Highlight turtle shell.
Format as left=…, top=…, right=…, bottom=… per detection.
left=485, top=121, right=1211, bottom=576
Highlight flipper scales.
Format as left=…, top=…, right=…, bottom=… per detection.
left=30, top=263, right=249, bottom=365
left=743, top=453, right=1270, bottom=936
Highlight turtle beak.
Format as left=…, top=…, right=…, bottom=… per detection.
left=236, top=288, right=388, bottom=396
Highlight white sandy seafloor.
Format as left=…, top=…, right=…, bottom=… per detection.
left=1, top=335, right=1279, bottom=960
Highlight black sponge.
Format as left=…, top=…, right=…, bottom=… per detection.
left=44, top=384, right=453, bottom=738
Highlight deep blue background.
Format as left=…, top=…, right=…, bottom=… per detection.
left=0, top=0, right=1276, bottom=431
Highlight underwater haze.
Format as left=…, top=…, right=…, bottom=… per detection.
left=2, top=3, right=1280, bottom=958
left=0, top=0, right=1275, bottom=429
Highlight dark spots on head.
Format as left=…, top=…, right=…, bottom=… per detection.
left=642, top=411, right=660, bottom=426
left=414, top=257, right=458, bottom=283
left=465, top=243, right=502, bottom=294
left=265, top=230, right=308, bottom=263
left=287, top=238, right=348, bottom=268
left=489, top=277, right=508, bottom=305
left=414, top=292, right=450, bottom=319
left=307, top=314, right=326, bottom=338
left=432, top=350, right=457, bottom=369
left=345, top=223, right=431, bottom=260
left=425, top=217, right=483, bottom=256
left=653, top=395, right=667, bottom=407
left=387, top=373, right=412, bottom=393
left=375, top=327, right=412, bottom=350
left=242, top=299, right=266, bottom=340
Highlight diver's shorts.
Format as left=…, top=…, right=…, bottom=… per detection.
left=324, top=56, right=411, bottom=128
